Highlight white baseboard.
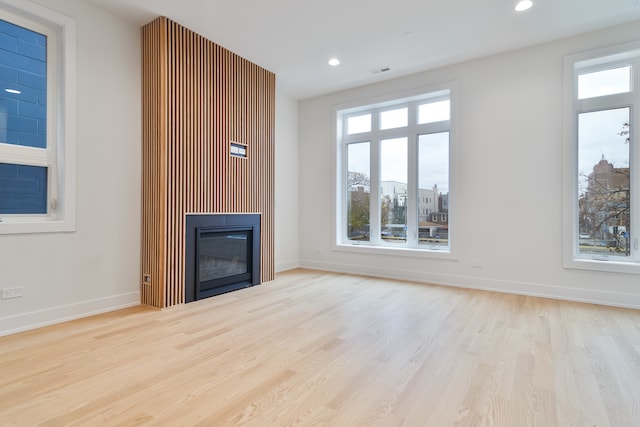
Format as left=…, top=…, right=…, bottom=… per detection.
left=0, top=292, right=140, bottom=336
left=299, top=259, right=640, bottom=310
left=275, top=260, right=300, bottom=273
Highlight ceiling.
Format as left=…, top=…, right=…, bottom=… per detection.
left=86, top=0, right=640, bottom=100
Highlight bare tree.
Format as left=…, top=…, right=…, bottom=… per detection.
left=579, top=122, right=630, bottom=252
left=579, top=167, right=629, bottom=242
left=619, top=121, right=630, bottom=144
left=347, top=171, right=370, bottom=239
left=347, top=171, right=370, bottom=190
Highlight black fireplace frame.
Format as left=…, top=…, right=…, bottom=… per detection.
left=185, top=213, right=261, bottom=303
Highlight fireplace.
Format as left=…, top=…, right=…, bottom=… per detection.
left=185, top=214, right=261, bottom=302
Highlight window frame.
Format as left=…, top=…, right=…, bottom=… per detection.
left=334, top=83, right=458, bottom=260
left=0, top=0, right=76, bottom=234
left=563, top=41, right=640, bottom=274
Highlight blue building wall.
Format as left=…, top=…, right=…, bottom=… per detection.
left=0, top=19, right=47, bottom=148
left=0, top=19, right=47, bottom=214
left=0, top=162, right=47, bottom=214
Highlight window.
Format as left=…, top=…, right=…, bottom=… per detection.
left=337, top=85, right=456, bottom=257
left=0, top=1, right=76, bottom=234
left=563, top=42, right=640, bottom=273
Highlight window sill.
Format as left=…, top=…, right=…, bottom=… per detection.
left=0, top=218, right=75, bottom=235
left=334, top=242, right=457, bottom=260
left=564, top=257, right=640, bottom=275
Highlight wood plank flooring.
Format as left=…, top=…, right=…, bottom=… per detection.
left=1, top=269, right=640, bottom=426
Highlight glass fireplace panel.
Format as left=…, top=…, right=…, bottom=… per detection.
left=198, top=231, right=249, bottom=282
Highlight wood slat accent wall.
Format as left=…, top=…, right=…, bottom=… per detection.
left=141, top=17, right=275, bottom=308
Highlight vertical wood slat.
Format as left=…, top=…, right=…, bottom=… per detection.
left=141, top=18, right=168, bottom=308
left=141, top=17, right=275, bottom=308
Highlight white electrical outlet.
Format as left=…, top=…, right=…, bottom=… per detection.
left=1, top=287, right=23, bottom=299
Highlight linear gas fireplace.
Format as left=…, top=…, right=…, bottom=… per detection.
left=185, top=214, right=261, bottom=303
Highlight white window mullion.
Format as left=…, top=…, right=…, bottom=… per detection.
left=632, top=102, right=639, bottom=262
left=0, top=143, right=48, bottom=167
left=407, top=102, right=419, bottom=247
left=370, top=138, right=381, bottom=246
left=341, top=141, right=348, bottom=242
left=632, top=58, right=640, bottom=262
left=406, top=133, right=418, bottom=247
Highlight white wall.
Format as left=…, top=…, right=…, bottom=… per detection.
left=275, top=88, right=300, bottom=272
left=0, top=0, right=141, bottom=335
left=2, top=4, right=636, bottom=336
left=298, top=21, right=640, bottom=308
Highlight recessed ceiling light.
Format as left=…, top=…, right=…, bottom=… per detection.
left=4, top=88, right=21, bottom=94
left=515, top=0, right=533, bottom=11
left=328, top=58, right=340, bottom=66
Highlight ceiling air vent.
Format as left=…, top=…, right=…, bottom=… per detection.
left=370, top=67, right=391, bottom=74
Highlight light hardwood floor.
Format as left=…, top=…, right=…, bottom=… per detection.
left=1, top=269, right=640, bottom=426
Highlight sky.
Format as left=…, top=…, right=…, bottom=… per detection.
left=418, top=133, right=449, bottom=193
left=348, top=133, right=449, bottom=194
left=578, top=108, right=628, bottom=181
left=577, top=66, right=630, bottom=195
left=347, top=101, right=450, bottom=194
